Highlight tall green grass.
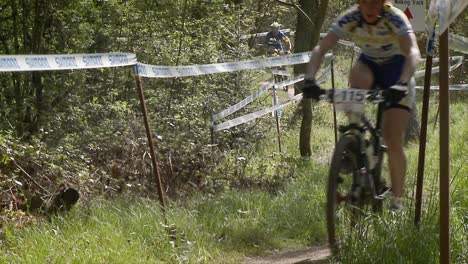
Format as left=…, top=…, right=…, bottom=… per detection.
left=0, top=180, right=327, bottom=263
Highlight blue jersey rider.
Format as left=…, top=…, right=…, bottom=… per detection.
left=265, top=22, right=292, bottom=55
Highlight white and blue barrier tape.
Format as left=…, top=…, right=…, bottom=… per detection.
left=271, top=65, right=331, bottom=90
left=414, top=56, right=464, bottom=79
left=274, top=74, right=304, bottom=91
left=0, top=53, right=136, bottom=72
left=212, top=82, right=274, bottom=122
left=240, top=29, right=295, bottom=40
left=211, top=64, right=332, bottom=127
left=271, top=69, right=292, bottom=76
left=136, top=52, right=333, bottom=78
left=213, top=93, right=303, bottom=132
left=415, top=84, right=468, bottom=91
left=0, top=32, right=464, bottom=76
left=448, top=34, right=468, bottom=55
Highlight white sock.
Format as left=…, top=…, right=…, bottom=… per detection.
left=391, top=197, right=403, bottom=209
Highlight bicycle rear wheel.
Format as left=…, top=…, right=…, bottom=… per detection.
left=327, top=134, right=363, bottom=252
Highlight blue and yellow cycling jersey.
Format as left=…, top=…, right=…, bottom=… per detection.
left=330, top=4, right=413, bottom=64
left=265, top=31, right=289, bottom=50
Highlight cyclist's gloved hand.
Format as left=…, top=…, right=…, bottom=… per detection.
left=303, top=79, right=325, bottom=101
left=385, top=82, right=408, bottom=102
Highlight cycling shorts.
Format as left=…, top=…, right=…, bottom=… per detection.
left=358, top=54, right=415, bottom=112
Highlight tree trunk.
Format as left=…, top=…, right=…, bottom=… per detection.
left=299, top=99, right=313, bottom=157
left=12, top=0, right=49, bottom=136
left=294, top=0, right=329, bottom=158
left=27, top=0, right=48, bottom=135
left=11, top=0, right=26, bottom=136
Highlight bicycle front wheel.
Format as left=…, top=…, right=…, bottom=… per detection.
left=327, top=134, right=363, bottom=252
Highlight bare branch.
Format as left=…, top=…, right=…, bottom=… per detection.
left=274, top=0, right=295, bottom=8
left=274, top=0, right=314, bottom=26
left=12, top=159, right=48, bottom=193
left=293, top=3, right=314, bottom=26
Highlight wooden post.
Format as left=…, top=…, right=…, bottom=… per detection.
left=415, top=29, right=435, bottom=226
left=439, top=29, right=450, bottom=264
left=273, top=85, right=282, bottom=152
left=210, top=115, right=215, bottom=145
left=134, top=68, right=167, bottom=217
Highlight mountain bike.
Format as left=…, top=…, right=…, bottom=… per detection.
left=321, top=87, right=392, bottom=252
left=266, top=47, right=290, bottom=86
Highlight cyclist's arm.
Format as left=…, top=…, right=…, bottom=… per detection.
left=398, top=32, right=421, bottom=83
left=283, top=37, right=292, bottom=52
left=305, top=31, right=338, bottom=80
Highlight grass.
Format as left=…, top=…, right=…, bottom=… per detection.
left=0, top=65, right=467, bottom=263
left=0, top=184, right=326, bottom=263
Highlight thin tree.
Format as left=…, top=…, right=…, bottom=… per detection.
left=292, top=0, right=329, bottom=157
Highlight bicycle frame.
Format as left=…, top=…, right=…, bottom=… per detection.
left=336, top=99, right=386, bottom=201
left=361, top=103, right=385, bottom=199
left=326, top=89, right=390, bottom=250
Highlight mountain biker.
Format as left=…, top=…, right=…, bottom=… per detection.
left=302, top=0, right=421, bottom=210
left=265, top=22, right=293, bottom=84
left=265, top=22, right=292, bottom=56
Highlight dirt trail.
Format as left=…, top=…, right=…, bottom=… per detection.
left=244, top=245, right=331, bottom=264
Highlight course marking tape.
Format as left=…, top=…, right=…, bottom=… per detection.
left=211, top=64, right=332, bottom=130
left=448, top=34, right=468, bottom=54
left=211, top=82, right=274, bottom=122
left=240, top=29, right=295, bottom=40
left=212, top=63, right=332, bottom=124
left=415, top=84, right=468, bottom=91
left=274, top=75, right=304, bottom=90
left=136, top=52, right=333, bottom=78
left=414, top=56, right=464, bottom=79
left=213, top=94, right=303, bottom=132
left=273, top=65, right=331, bottom=91
left=0, top=53, right=136, bottom=72
left=271, top=69, right=292, bottom=76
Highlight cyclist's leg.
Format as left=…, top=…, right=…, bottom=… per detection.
left=349, top=62, right=373, bottom=89
left=350, top=53, right=379, bottom=90
left=382, top=80, right=415, bottom=208
left=382, top=108, right=409, bottom=200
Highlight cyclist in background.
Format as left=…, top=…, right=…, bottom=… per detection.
left=302, top=0, right=421, bottom=210
left=265, top=21, right=292, bottom=56
left=264, top=21, right=293, bottom=84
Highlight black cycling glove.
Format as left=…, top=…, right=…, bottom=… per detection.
left=384, top=82, right=408, bottom=103
left=303, top=79, right=325, bottom=101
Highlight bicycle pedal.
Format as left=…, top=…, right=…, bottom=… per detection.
left=375, top=194, right=385, bottom=200
left=375, top=188, right=392, bottom=199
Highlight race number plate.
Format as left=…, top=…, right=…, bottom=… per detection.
left=333, top=89, right=367, bottom=114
